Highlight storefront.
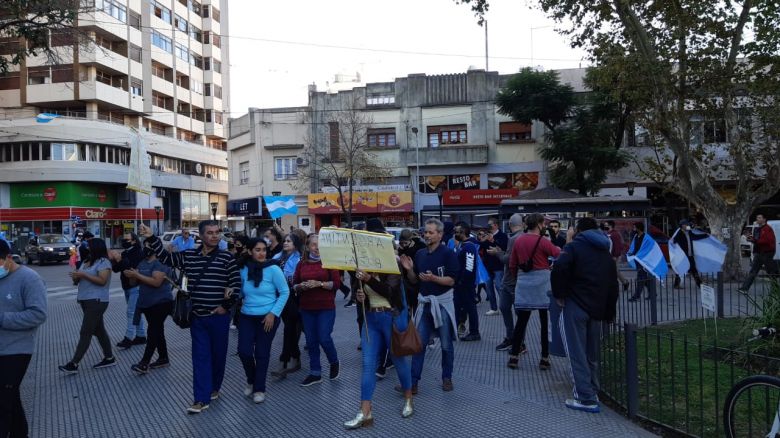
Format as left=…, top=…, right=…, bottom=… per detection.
left=227, top=197, right=272, bottom=235
left=307, top=191, right=413, bottom=230
left=422, top=188, right=520, bottom=227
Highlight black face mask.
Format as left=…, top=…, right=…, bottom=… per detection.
left=122, top=240, right=133, bottom=249
left=143, top=247, right=154, bottom=258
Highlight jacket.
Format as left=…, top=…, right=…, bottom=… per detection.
left=551, top=229, right=618, bottom=321
left=456, top=238, right=479, bottom=290
left=111, top=245, right=144, bottom=290
left=673, top=228, right=707, bottom=257
left=754, top=224, right=776, bottom=254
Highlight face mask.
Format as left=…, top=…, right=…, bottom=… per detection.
left=263, top=237, right=271, bottom=245
left=0, top=266, right=8, bottom=279
left=122, top=240, right=133, bottom=249
left=685, top=226, right=691, bottom=231
left=143, top=247, right=154, bottom=258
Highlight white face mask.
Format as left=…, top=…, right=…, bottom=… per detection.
left=0, top=259, right=9, bottom=279
left=685, top=225, right=691, bottom=231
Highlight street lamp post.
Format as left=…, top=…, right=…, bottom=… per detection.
left=210, top=202, right=218, bottom=221
left=411, top=127, right=421, bottom=227
left=154, top=205, right=161, bottom=236
left=436, top=184, right=444, bottom=222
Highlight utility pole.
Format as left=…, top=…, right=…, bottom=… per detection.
left=484, top=20, right=489, bottom=71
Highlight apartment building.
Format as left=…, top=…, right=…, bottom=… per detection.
left=0, top=0, right=230, bottom=247
left=228, top=68, right=591, bottom=232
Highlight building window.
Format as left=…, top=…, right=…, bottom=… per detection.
left=50, top=29, right=76, bottom=47
left=27, top=67, right=50, bottom=85
left=329, top=122, right=340, bottom=161
left=0, top=72, right=20, bottom=90
left=189, top=25, right=202, bottom=42
left=212, top=6, right=221, bottom=22
left=96, top=0, right=127, bottom=23
left=151, top=62, right=172, bottom=81
left=130, top=78, right=142, bottom=96
left=151, top=31, right=172, bottom=53
left=129, top=11, right=141, bottom=29
left=427, top=124, right=467, bottom=147
left=129, top=44, right=142, bottom=62
left=274, top=157, right=298, bottom=180
left=175, top=43, right=189, bottom=62
left=499, top=122, right=533, bottom=142
left=190, top=79, right=202, bottom=94
left=367, top=94, right=395, bottom=106
left=214, top=111, right=223, bottom=125
left=204, top=83, right=211, bottom=96
left=174, top=14, right=188, bottom=32
left=213, top=60, right=221, bottom=73
left=211, top=34, right=221, bottom=48
left=367, top=128, right=396, bottom=147
left=213, top=84, right=222, bottom=99
left=191, top=54, right=203, bottom=69
left=151, top=1, right=171, bottom=23
left=152, top=91, right=173, bottom=110
left=239, top=161, right=249, bottom=185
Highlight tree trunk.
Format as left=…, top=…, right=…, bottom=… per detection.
left=704, top=205, right=748, bottom=281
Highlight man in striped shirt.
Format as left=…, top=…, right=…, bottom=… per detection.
left=139, top=220, right=240, bottom=414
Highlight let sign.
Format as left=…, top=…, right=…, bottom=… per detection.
left=318, top=228, right=400, bottom=274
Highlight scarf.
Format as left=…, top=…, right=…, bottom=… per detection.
left=308, top=253, right=321, bottom=262
left=246, top=259, right=275, bottom=288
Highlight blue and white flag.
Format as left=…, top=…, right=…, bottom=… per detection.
left=669, top=229, right=726, bottom=275
left=264, top=196, right=298, bottom=219
left=627, top=234, right=669, bottom=280
left=36, top=113, right=60, bottom=123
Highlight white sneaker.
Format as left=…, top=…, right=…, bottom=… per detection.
left=230, top=324, right=237, bottom=330
left=253, top=392, right=266, bottom=403
left=243, top=384, right=253, bottom=397
left=485, top=310, right=500, bottom=316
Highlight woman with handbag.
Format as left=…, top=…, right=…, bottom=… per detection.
left=123, top=239, right=175, bottom=374
left=292, top=234, right=341, bottom=387
left=238, top=238, right=289, bottom=403
left=270, top=233, right=303, bottom=378
left=507, top=213, right=561, bottom=370
left=344, top=267, right=415, bottom=430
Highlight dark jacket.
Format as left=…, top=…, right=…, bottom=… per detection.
left=111, top=245, right=144, bottom=290
left=673, top=228, right=707, bottom=257
left=551, top=229, right=619, bottom=321
left=352, top=269, right=405, bottom=312
left=456, top=238, right=479, bottom=290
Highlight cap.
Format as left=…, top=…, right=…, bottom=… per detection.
left=679, top=219, right=691, bottom=227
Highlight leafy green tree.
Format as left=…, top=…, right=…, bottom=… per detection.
left=461, top=0, right=780, bottom=278
left=497, top=67, right=628, bottom=196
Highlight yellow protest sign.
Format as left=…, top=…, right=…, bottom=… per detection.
left=318, top=228, right=400, bottom=274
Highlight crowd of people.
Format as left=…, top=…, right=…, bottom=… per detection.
left=9, top=211, right=778, bottom=435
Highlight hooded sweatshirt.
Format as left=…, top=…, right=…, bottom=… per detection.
left=551, top=229, right=618, bottom=321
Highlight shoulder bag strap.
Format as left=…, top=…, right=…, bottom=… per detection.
left=188, top=249, right=221, bottom=292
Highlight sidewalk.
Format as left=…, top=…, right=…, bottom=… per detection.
left=24, top=294, right=656, bottom=437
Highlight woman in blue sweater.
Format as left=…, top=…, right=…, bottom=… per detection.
left=238, top=238, right=290, bottom=403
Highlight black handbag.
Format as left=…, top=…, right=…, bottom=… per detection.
left=519, top=236, right=543, bottom=273
left=170, top=250, right=220, bottom=329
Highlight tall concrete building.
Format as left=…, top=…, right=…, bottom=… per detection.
left=0, top=0, right=230, bottom=248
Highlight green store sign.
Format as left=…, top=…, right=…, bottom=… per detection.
left=11, top=182, right=116, bottom=208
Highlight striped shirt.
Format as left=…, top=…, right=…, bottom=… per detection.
left=149, top=236, right=240, bottom=316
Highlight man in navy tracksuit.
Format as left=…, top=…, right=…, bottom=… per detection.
left=551, top=217, right=618, bottom=413
left=454, top=221, right=480, bottom=341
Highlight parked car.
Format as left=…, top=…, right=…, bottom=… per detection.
left=25, top=234, right=74, bottom=265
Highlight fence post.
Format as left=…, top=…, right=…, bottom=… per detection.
left=649, top=280, right=658, bottom=325
left=716, top=271, right=724, bottom=318
left=624, top=322, right=639, bottom=419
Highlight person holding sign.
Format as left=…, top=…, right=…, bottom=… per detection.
left=292, top=234, right=341, bottom=387
left=399, top=219, right=460, bottom=393
left=344, top=265, right=414, bottom=429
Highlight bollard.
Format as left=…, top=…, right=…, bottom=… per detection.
left=624, top=322, right=639, bottom=419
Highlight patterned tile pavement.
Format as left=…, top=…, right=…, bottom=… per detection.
left=24, top=280, right=657, bottom=438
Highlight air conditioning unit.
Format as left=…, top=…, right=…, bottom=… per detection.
left=295, top=157, right=307, bottom=166
left=205, top=173, right=213, bottom=179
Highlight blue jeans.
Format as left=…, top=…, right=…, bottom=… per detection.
left=123, top=287, right=146, bottom=339
left=360, top=311, right=412, bottom=400
left=190, top=313, right=231, bottom=404
left=300, top=309, right=339, bottom=376
left=411, top=303, right=454, bottom=383
left=238, top=313, right=280, bottom=393
left=499, top=282, right=515, bottom=339
left=485, top=271, right=502, bottom=311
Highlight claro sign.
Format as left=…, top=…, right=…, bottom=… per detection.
left=84, top=208, right=107, bottom=219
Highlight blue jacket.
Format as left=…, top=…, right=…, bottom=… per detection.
left=551, top=229, right=618, bottom=321
left=456, top=238, right=479, bottom=290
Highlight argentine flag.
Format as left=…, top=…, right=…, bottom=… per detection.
left=36, top=113, right=60, bottom=123
left=264, top=195, right=298, bottom=219
left=669, top=229, right=726, bottom=275
left=627, top=234, right=669, bottom=280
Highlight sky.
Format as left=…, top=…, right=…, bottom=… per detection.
left=226, top=0, right=588, bottom=116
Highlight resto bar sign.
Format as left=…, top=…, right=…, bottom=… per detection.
left=443, top=188, right=520, bottom=206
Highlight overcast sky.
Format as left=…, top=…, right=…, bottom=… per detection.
left=227, top=0, right=588, bottom=116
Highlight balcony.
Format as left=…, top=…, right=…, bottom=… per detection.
left=79, top=80, right=131, bottom=109
left=80, top=47, right=128, bottom=75
left=401, top=144, right=488, bottom=167
left=26, top=83, right=75, bottom=104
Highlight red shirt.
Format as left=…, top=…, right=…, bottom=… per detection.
left=607, top=230, right=624, bottom=258
left=510, top=233, right=561, bottom=274
left=293, top=260, right=341, bottom=311
left=755, top=225, right=777, bottom=254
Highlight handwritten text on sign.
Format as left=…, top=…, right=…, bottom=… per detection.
left=318, top=228, right=400, bottom=274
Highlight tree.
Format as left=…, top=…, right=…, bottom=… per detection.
left=295, top=98, right=393, bottom=228
left=460, top=0, right=780, bottom=278
left=0, top=0, right=90, bottom=74
left=497, top=67, right=629, bottom=195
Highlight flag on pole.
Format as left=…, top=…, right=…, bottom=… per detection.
left=627, top=234, right=669, bottom=280
left=127, top=132, right=152, bottom=194
left=669, top=229, right=726, bottom=275
left=35, top=113, right=60, bottom=123
left=263, top=196, right=298, bottom=219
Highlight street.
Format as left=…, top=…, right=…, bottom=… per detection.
left=20, top=262, right=655, bottom=438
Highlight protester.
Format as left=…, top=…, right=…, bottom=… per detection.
left=344, top=263, right=414, bottom=429
left=238, top=238, right=289, bottom=403
left=230, top=235, right=250, bottom=331
left=59, top=238, right=116, bottom=373
left=495, top=213, right=524, bottom=351
left=672, top=219, right=706, bottom=288
left=171, top=230, right=196, bottom=252
left=627, top=222, right=657, bottom=302
left=601, top=220, right=630, bottom=291
left=0, top=239, right=47, bottom=438
left=398, top=229, right=425, bottom=312
left=454, top=222, right=481, bottom=341
left=292, top=234, right=341, bottom=386
left=139, top=221, right=240, bottom=415
left=264, top=227, right=284, bottom=260
left=400, top=218, right=459, bottom=393
left=548, top=220, right=567, bottom=249
left=551, top=217, right=618, bottom=413
left=739, top=213, right=778, bottom=293
left=270, top=233, right=304, bottom=379
left=480, top=217, right=508, bottom=316
left=123, top=239, right=174, bottom=374
left=507, top=213, right=561, bottom=370
left=110, top=232, right=146, bottom=350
